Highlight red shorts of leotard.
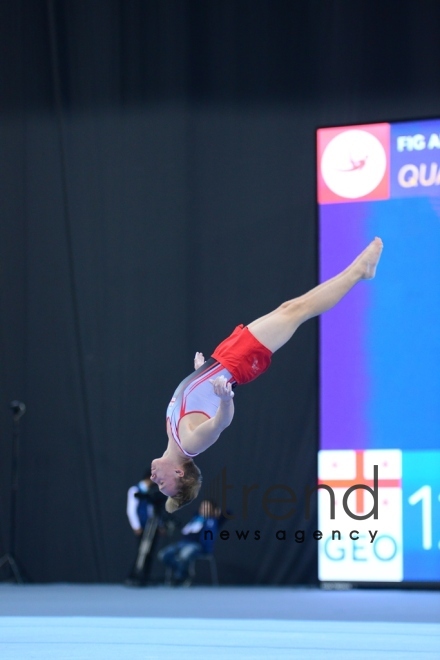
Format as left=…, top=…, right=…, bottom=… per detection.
left=211, top=324, right=272, bottom=385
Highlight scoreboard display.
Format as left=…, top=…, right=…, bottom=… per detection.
left=317, top=118, right=440, bottom=584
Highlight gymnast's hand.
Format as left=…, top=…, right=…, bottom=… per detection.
left=194, top=352, right=205, bottom=370
left=210, top=375, right=234, bottom=401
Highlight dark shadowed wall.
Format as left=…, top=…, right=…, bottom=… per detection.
left=1, top=0, right=440, bottom=583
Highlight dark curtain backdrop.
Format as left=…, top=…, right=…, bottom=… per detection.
left=1, top=1, right=440, bottom=583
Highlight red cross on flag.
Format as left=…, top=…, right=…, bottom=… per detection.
left=319, top=449, right=401, bottom=515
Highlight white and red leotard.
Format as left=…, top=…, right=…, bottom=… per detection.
left=166, top=359, right=235, bottom=458
left=166, top=325, right=272, bottom=458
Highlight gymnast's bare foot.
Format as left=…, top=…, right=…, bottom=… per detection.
left=355, top=237, right=383, bottom=280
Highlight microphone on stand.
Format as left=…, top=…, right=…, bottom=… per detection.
left=10, top=401, right=26, bottom=421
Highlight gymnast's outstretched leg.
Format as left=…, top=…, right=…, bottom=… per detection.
left=247, top=237, right=383, bottom=353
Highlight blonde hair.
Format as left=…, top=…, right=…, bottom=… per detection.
left=165, top=459, right=202, bottom=513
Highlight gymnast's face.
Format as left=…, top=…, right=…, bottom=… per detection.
left=150, top=458, right=182, bottom=496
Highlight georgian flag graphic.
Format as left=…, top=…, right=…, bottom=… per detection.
left=318, top=449, right=403, bottom=582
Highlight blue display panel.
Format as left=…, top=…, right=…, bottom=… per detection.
left=317, top=118, right=440, bottom=583
left=403, top=452, right=440, bottom=581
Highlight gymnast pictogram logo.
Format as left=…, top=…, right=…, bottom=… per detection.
left=317, top=123, right=390, bottom=203
left=321, top=129, right=386, bottom=199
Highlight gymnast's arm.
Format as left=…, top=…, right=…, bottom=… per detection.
left=180, top=377, right=235, bottom=455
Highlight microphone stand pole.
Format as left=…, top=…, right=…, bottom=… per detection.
left=0, top=401, right=26, bottom=583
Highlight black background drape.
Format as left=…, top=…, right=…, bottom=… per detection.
left=1, top=1, right=439, bottom=584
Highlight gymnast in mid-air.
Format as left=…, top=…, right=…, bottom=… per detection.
left=150, top=238, right=383, bottom=512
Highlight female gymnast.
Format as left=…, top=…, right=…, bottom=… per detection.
left=151, top=237, right=383, bottom=513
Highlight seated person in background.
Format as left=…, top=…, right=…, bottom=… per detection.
left=158, top=499, right=224, bottom=586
